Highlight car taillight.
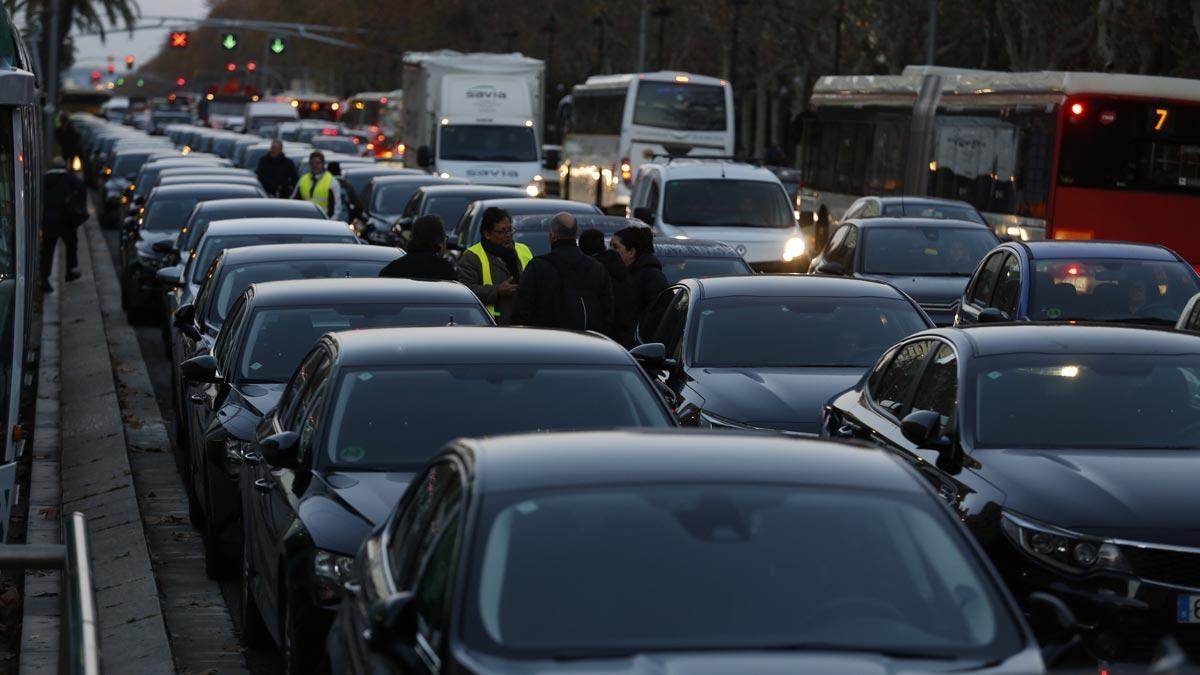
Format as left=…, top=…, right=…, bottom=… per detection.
left=620, top=158, right=633, bottom=186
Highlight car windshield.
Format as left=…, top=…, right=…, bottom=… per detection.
left=692, top=296, right=929, bottom=368
left=323, top=366, right=673, bottom=469
left=208, top=260, right=395, bottom=324
left=1028, top=258, right=1199, bottom=323
left=239, top=305, right=490, bottom=382
left=439, top=125, right=538, bottom=162
left=861, top=228, right=997, bottom=276
left=144, top=197, right=200, bottom=231
left=882, top=203, right=986, bottom=225
left=467, top=485, right=1020, bottom=660
left=192, top=234, right=355, bottom=283
left=423, top=196, right=475, bottom=232
left=633, top=81, right=727, bottom=131
left=663, top=180, right=793, bottom=229
left=974, top=354, right=1200, bottom=448
left=659, top=256, right=752, bottom=283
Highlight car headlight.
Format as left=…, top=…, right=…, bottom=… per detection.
left=137, top=251, right=166, bottom=269
left=314, top=550, right=356, bottom=604
left=697, top=410, right=752, bottom=430
left=1001, top=511, right=1131, bottom=576
left=782, top=236, right=806, bottom=262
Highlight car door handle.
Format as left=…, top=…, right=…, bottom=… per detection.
left=242, top=451, right=262, bottom=465
left=189, top=393, right=205, bottom=404
left=253, top=478, right=272, bottom=494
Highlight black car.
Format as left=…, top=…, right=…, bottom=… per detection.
left=169, top=197, right=326, bottom=267
left=325, top=430, right=1044, bottom=674
left=451, top=198, right=602, bottom=251
left=339, top=165, right=422, bottom=222
left=236, top=327, right=677, bottom=672
left=954, top=240, right=1200, bottom=327
left=809, top=217, right=1000, bottom=325
left=121, top=182, right=266, bottom=323
left=99, top=147, right=176, bottom=226
left=129, top=157, right=231, bottom=207
left=841, top=195, right=988, bottom=226
left=652, top=239, right=754, bottom=282
left=179, top=278, right=491, bottom=578
left=354, top=174, right=468, bottom=245
left=635, top=275, right=932, bottom=434
left=512, top=214, right=648, bottom=257
left=394, top=184, right=526, bottom=237
left=156, top=173, right=263, bottom=190
left=822, top=323, right=1200, bottom=662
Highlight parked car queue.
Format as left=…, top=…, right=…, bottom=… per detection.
left=73, top=112, right=1200, bottom=674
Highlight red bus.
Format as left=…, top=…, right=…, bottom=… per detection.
left=799, top=66, right=1200, bottom=263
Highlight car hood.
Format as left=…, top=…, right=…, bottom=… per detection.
left=980, top=449, right=1200, bottom=546
left=859, top=274, right=969, bottom=307
left=693, top=367, right=865, bottom=434
left=655, top=224, right=799, bottom=265
left=323, top=470, right=415, bottom=526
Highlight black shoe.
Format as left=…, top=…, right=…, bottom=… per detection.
left=65, top=270, right=81, bottom=282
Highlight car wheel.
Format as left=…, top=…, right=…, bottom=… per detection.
left=239, top=535, right=269, bottom=648
left=281, top=589, right=317, bottom=675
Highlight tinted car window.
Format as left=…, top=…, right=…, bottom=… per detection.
left=375, top=184, right=431, bottom=214
left=910, top=344, right=958, bottom=426
left=1028, top=258, right=1199, bottom=322
left=692, top=296, right=930, bottom=368
left=207, top=259, right=394, bottom=323
left=882, top=203, right=987, bottom=225
left=144, top=197, right=200, bottom=231
left=871, top=340, right=933, bottom=417
left=861, top=227, right=998, bottom=276
left=423, top=196, right=475, bottom=231
left=192, top=234, right=356, bottom=283
left=970, top=252, right=1006, bottom=305
left=991, top=255, right=1021, bottom=317
left=322, top=366, right=674, bottom=469
left=468, top=486, right=1021, bottom=659
left=663, top=180, right=792, bottom=228
left=658, top=256, right=751, bottom=283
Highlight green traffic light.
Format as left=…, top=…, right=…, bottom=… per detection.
left=136, top=78, right=144, bottom=87
left=221, top=33, right=238, bottom=50
left=269, top=37, right=286, bottom=54
left=116, top=77, right=125, bottom=86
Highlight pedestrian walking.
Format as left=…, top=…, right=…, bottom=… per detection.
left=458, top=207, right=531, bottom=323
left=580, top=228, right=636, bottom=346
left=511, top=213, right=613, bottom=333
left=54, top=108, right=81, bottom=165
left=611, top=226, right=669, bottom=321
left=379, top=215, right=457, bottom=281
left=41, top=157, right=88, bottom=293
left=293, top=151, right=343, bottom=217
left=256, top=140, right=299, bottom=198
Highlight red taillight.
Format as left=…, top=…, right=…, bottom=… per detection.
left=1066, top=264, right=1081, bottom=276
left=321, top=128, right=338, bottom=135
left=620, top=158, right=633, bottom=185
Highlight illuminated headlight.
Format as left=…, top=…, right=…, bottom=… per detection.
left=438, top=172, right=450, bottom=179
left=697, top=410, right=752, bottom=430
left=782, top=236, right=806, bottom=262
left=313, top=550, right=356, bottom=604
left=1001, top=512, right=1131, bottom=576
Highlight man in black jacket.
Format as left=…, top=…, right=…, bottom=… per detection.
left=379, top=215, right=457, bottom=281
left=41, top=157, right=88, bottom=293
left=581, top=228, right=636, bottom=347
left=255, top=140, right=299, bottom=198
left=511, top=213, right=613, bottom=333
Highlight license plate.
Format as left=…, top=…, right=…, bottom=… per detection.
left=1178, top=595, right=1200, bottom=623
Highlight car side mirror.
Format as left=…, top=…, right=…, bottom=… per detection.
left=417, top=145, right=432, bottom=168
left=630, top=342, right=671, bottom=372
left=815, top=261, right=845, bottom=276
left=368, top=592, right=416, bottom=648
left=259, top=431, right=300, bottom=468
left=977, top=307, right=1008, bottom=323
left=632, top=207, right=656, bottom=225
left=156, top=265, right=184, bottom=287
left=901, top=409, right=960, bottom=472
left=180, top=353, right=219, bottom=384
left=151, top=240, right=175, bottom=254
left=133, top=195, right=145, bottom=207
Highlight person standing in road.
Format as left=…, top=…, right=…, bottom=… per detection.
left=458, top=207, right=530, bottom=323
left=580, top=228, right=635, bottom=347
left=379, top=215, right=457, bottom=281
left=511, top=213, right=613, bottom=333
left=54, top=108, right=81, bottom=166
left=293, top=150, right=342, bottom=217
left=612, top=226, right=668, bottom=321
left=41, top=157, right=88, bottom=293
left=256, top=140, right=299, bottom=198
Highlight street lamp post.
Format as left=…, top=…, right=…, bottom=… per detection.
left=832, top=0, right=844, bottom=75
left=652, top=0, right=672, bottom=70
left=926, top=0, right=939, bottom=65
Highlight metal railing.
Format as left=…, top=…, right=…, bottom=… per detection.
left=0, top=512, right=101, bottom=675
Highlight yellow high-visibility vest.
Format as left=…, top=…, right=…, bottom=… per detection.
left=467, top=242, right=532, bottom=317
left=298, top=171, right=333, bottom=213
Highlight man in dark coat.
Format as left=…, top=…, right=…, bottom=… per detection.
left=612, top=225, right=669, bottom=321
left=255, top=140, right=299, bottom=198
left=41, top=157, right=88, bottom=292
left=580, top=228, right=636, bottom=347
left=511, top=213, right=613, bottom=333
left=379, top=215, right=457, bottom=281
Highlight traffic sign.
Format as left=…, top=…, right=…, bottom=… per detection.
left=269, top=37, right=287, bottom=55
left=220, top=33, right=238, bottom=50
left=170, top=31, right=189, bottom=48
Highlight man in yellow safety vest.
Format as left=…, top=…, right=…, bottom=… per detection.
left=457, top=207, right=533, bottom=323
left=293, top=150, right=342, bottom=218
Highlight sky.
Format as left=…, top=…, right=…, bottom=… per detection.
left=69, top=0, right=208, bottom=74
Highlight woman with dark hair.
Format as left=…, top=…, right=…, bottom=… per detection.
left=611, top=226, right=669, bottom=322
left=379, top=214, right=457, bottom=281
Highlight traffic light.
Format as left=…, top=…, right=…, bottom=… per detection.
left=246, top=61, right=257, bottom=72
left=226, top=62, right=237, bottom=72
left=170, top=31, right=189, bottom=48
left=220, top=33, right=238, bottom=50
left=106, top=63, right=115, bottom=75
left=91, top=70, right=101, bottom=83
left=269, top=37, right=287, bottom=55
left=136, top=78, right=145, bottom=88
left=116, top=77, right=125, bottom=86
left=176, top=77, right=186, bottom=87
left=124, top=54, right=135, bottom=70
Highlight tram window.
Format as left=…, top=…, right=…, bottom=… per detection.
left=801, top=111, right=909, bottom=196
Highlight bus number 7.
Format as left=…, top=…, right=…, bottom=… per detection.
left=1154, top=108, right=1169, bottom=131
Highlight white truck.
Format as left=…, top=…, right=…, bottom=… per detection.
left=402, top=51, right=545, bottom=194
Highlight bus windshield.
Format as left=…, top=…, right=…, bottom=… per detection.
left=633, top=82, right=727, bottom=132
left=663, top=180, right=793, bottom=228
left=440, top=125, right=538, bottom=162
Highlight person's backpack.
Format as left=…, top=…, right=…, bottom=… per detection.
left=544, top=255, right=604, bottom=332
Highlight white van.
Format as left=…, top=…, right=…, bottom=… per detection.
left=244, top=101, right=300, bottom=137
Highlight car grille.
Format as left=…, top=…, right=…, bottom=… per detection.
left=1120, top=544, right=1200, bottom=589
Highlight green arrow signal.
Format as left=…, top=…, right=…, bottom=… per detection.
left=269, top=37, right=286, bottom=54
left=221, top=33, right=238, bottom=50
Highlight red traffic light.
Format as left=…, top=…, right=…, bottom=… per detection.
left=170, top=31, right=189, bottom=48
left=124, top=54, right=135, bottom=65
left=246, top=61, right=257, bottom=72
left=106, top=64, right=115, bottom=74
left=90, top=70, right=101, bottom=82
left=226, top=62, right=236, bottom=72
left=176, top=77, right=187, bottom=87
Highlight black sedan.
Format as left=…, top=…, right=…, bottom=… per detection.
left=339, top=165, right=423, bottom=222
left=451, top=197, right=602, bottom=251
left=120, top=182, right=265, bottom=323
left=179, top=278, right=491, bottom=578
left=954, top=240, right=1200, bottom=327
left=394, top=184, right=526, bottom=238
left=354, top=174, right=468, bottom=244
left=237, top=328, right=677, bottom=672
left=168, top=197, right=327, bottom=268
left=635, top=275, right=932, bottom=434
left=809, top=217, right=999, bottom=325
left=823, top=323, right=1200, bottom=662
left=652, top=239, right=754, bottom=282
left=325, top=430, right=1044, bottom=674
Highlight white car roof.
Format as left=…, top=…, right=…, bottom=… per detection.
left=646, top=160, right=783, bottom=183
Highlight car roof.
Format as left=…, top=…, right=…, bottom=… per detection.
left=218, top=243, right=397, bottom=266
left=203, top=217, right=359, bottom=236
left=190, top=198, right=323, bottom=216
left=147, top=183, right=263, bottom=199
left=870, top=196, right=978, bottom=209
left=247, top=278, right=476, bottom=308
left=692, top=274, right=912, bottom=299
left=463, top=430, right=924, bottom=494
left=327, top=326, right=632, bottom=367
left=934, top=323, right=1200, bottom=358
left=415, top=185, right=526, bottom=198
left=513, top=214, right=646, bottom=231
left=647, top=160, right=781, bottom=182
left=652, top=239, right=742, bottom=258
left=472, top=198, right=600, bottom=213
left=370, top=174, right=468, bottom=186
left=1016, top=240, right=1181, bottom=261
left=847, top=217, right=992, bottom=230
